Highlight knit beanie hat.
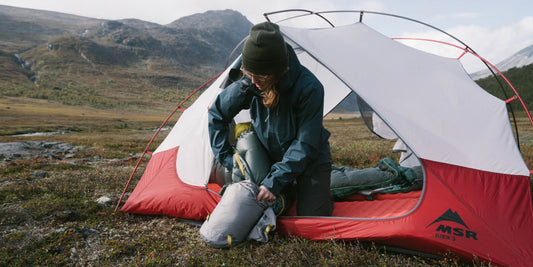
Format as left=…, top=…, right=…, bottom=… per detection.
left=242, top=22, right=288, bottom=75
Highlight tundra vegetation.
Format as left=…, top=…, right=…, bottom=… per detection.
left=1, top=97, right=531, bottom=266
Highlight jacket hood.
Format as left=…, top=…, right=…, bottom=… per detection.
left=276, top=44, right=301, bottom=94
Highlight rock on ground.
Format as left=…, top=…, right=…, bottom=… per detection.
left=0, top=141, right=79, bottom=160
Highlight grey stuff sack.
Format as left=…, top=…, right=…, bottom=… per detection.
left=199, top=180, right=276, bottom=248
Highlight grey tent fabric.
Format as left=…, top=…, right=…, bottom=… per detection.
left=280, top=23, right=527, bottom=176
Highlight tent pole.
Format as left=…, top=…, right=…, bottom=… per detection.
left=263, top=9, right=335, bottom=27
left=113, top=72, right=224, bottom=214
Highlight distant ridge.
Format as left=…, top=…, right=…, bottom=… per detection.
left=470, top=44, right=533, bottom=80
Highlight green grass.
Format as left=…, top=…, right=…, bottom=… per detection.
left=0, top=101, right=529, bottom=266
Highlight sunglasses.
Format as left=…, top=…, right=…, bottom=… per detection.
left=240, top=67, right=270, bottom=82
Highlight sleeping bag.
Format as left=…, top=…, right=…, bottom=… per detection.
left=330, top=158, right=423, bottom=200
left=232, top=128, right=271, bottom=185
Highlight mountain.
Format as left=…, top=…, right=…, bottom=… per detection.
left=470, top=44, right=533, bottom=80
left=0, top=5, right=252, bottom=111
left=0, top=5, right=103, bottom=53
left=168, top=10, right=252, bottom=66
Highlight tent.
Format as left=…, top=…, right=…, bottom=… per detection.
left=117, top=11, right=533, bottom=266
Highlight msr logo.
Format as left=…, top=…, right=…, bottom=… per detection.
left=427, top=209, right=478, bottom=241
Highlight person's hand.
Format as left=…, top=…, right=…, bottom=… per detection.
left=257, top=185, right=276, bottom=202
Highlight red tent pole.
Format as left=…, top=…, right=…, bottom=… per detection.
left=113, top=72, right=224, bottom=214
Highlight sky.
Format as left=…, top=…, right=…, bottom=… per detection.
left=1, top=0, right=532, bottom=73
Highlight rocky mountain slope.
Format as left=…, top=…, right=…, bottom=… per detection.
left=0, top=5, right=103, bottom=53
left=0, top=5, right=252, bottom=111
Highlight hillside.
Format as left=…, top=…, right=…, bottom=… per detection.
left=0, top=5, right=252, bottom=111
left=476, top=63, right=533, bottom=110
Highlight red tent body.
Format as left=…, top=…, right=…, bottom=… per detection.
left=278, top=160, right=533, bottom=266
left=122, top=149, right=533, bottom=266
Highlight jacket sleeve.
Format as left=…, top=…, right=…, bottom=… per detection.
left=261, top=80, right=330, bottom=196
left=208, top=79, right=253, bottom=170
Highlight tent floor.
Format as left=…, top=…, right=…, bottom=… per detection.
left=284, top=191, right=421, bottom=218
left=208, top=183, right=422, bottom=219
left=330, top=191, right=420, bottom=218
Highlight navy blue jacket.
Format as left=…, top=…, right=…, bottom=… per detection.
left=208, top=45, right=331, bottom=196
